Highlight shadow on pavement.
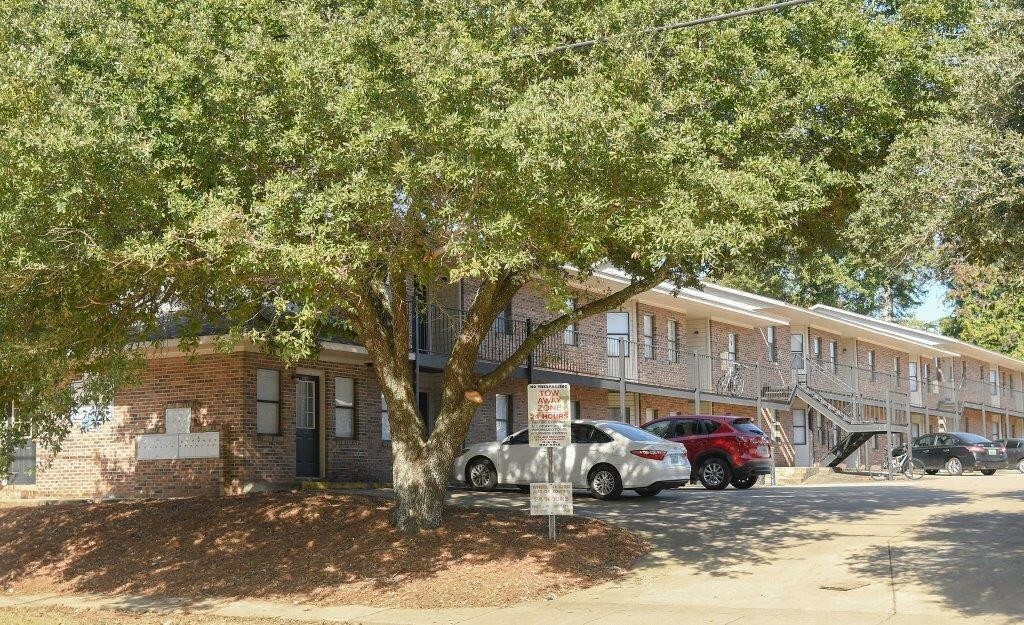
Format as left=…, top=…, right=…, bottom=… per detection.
left=451, top=484, right=971, bottom=578
left=848, top=509, right=1024, bottom=620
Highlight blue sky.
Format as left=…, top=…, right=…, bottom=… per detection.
left=911, top=281, right=953, bottom=323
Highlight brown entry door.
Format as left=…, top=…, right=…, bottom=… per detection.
left=295, top=375, right=320, bottom=478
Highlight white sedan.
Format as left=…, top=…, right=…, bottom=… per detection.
left=453, top=420, right=691, bottom=499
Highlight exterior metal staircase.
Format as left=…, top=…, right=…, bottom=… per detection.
left=793, top=361, right=904, bottom=468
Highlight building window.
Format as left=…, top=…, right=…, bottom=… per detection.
left=334, top=377, right=355, bottom=438
left=766, top=326, right=777, bottom=362
left=727, top=333, right=738, bottom=362
left=793, top=409, right=807, bottom=445
left=256, top=369, right=280, bottom=434
left=667, top=320, right=678, bottom=363
left=894, top=357, right=901, bottom=388
left=989, top=369, right=999, bottom=396
left=295, top=377, right=317, bottom=430
left=812, top=337, right=822, bottom=362
left=563, top=299, right=577, bottom=346
left=494, top=303, right=513, bottom=336
left=607, top=312, right=630, bottom=357
left=496, top=394, right=512, bottom=440
left=829, top=340, right=838, bottom=374
left=868, top=350, right=876, bottom=382
left=571, top=400, right=581, bottom=420
left=790, top=334, right=804, bottom=371
left=381, top=394, right=391, bottom=441
left=642, top=314, right=654, bottom=359
left=645, top=408, right=657, bottom=422
left=909, top=361, right=919, bottom=392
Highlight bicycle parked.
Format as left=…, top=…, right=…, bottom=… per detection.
left=870, top=444, right=925, bottom=480
left=716, top=360, right=744, bottom=396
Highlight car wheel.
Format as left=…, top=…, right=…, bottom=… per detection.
left=981, top=469, right=997, bottom=476
left=945, top=456, right=964, bottom=476
left=730, top=475, right=757, bottom=490
left=588, top=465, right=623, bottom=500
left=634, top=487, right=662, bottom=497
left=1018, top=459, right=1024, bottom=474
left=698, top=457, right=732, bottom=490
left=925, top=469, right=939, bottom=475
left=466, top=458, right=497, bottom=491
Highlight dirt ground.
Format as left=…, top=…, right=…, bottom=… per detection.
left=0, top=492, right=647, bottom=608
left=0, top=606, right=299, bottom=625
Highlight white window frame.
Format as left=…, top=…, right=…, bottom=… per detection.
left=334, top=377, right=355, bottom=438
left=495, top=394, right=512, bottom=440
left=829, top=340, right=838, bottom=374
left=642, top=314, right=654, bottom=359
left=868, top=350, right=876, bottom=382
left=909, top=361, right=919, bottom=392
left=667, top=320, right=678, bottom=363
left=812, top=336, right=822, bottom=362
left=989, top=369, right=999, bottom=396
left=563, top=299, right=578, bottom=346
left=381, top=394, right=391, bottom=441
left=766, top=326, right=777, bottom=362
left=727, top=333, right=738, bottom=362
left=893, top=357, right=901, bottom=388
left=570, top=400, right=581, bottom=420
left=256, top=369, right=280, bottom=435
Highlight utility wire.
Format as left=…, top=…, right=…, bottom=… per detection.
left=501, top=0, right=817, bottom=61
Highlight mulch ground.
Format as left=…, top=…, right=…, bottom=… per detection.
left=0, top=606, right=301, bottom=625
left=0, top=492, right=648, bottom=608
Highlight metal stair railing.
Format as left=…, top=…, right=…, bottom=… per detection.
left=801, top=359, right=862, bottom=427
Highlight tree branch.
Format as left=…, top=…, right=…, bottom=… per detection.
left=478, top=263, right=673, bottom=391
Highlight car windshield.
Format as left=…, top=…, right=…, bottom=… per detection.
left=956, top=433, right=991, bottom=444
left=601, top=422, right=668, bottom=442
left=731, top=419, right=765, bottom=435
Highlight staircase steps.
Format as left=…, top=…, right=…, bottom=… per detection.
left=820, top=431, right=880, bottom=467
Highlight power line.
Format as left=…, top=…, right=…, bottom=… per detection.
left=502, top=0, right=818, bottom=61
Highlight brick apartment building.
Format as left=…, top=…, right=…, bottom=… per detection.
left=4, top=267, right=1024, bottom=500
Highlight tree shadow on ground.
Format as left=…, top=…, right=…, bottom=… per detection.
left=0, top=492, right=645, bottom=608
left=451, top=483, right=972, bottom=578
left=847, top=510, right=1024, bottom=620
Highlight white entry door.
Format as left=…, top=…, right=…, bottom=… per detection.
left=792, top=409, right=811, bottom=466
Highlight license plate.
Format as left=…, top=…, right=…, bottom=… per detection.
left=757, top=445, right=770, bottom=457
left=668, top=453, right=684, bottom=466
left=988, top=449, right=997, bottom=456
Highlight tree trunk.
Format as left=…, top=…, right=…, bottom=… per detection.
left=391, top=443, right=450, bottom=532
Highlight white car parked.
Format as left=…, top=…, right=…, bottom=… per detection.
left=453, top=420, right=691, bottom=499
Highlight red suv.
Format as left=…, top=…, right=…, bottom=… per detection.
left=640, top=415, right=774, bottom=490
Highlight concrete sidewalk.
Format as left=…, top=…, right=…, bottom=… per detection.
left=0, top=591, right=1008, bottom=625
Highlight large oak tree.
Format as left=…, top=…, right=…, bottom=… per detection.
left=0, top=0, right=968, bottom=530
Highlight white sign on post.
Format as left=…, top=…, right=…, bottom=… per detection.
left=528, top=383, right=571, bottom=448
left=527, top=383, right=572, bottom=539
left=530, top=482, right=573, bottom=516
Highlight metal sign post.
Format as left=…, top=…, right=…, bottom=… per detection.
left=528, top=383, right=572, bottom=540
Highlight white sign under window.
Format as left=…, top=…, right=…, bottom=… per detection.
left=530, top=482, right=573, bottom=515
left=528, top=383, right=571, bottom=448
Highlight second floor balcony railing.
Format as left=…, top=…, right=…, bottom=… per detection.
left=416, top=306, right=1024, bottom=416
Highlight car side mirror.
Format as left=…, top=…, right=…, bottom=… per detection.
left=501, top=435, right=513, bottom=445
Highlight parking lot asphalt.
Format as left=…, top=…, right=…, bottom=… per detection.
left=445, top=472, right=1024, bottom=625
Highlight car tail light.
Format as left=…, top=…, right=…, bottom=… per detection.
left=966, top=445, right=985, bottom=453
left=631, top=449, right=668, bottom=461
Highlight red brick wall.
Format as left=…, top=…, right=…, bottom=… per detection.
left=1, top=353, right=242, bottom=500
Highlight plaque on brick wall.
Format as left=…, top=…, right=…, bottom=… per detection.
left=165, top=407, right=192, bottom=434
left=178, top=432, right=220, bottom=459
left=137, top=434, right=179, bottom=460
